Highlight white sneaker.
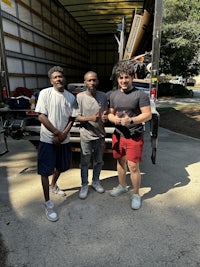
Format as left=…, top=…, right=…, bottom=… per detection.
left=49, top=184, right=66, bottom=197
left=92, top=181, right=105, bottom=193
left=110, top=184, right=128, bottom=197
left=79, top=185, right=89, bottom=199
left=131, top=194, right=142, bottom=210
left=45, top=200, right=58, bottom=222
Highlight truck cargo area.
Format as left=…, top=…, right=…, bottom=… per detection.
left=0, top=0, right=163, bottom=163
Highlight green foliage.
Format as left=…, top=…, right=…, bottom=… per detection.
left=160, top=0, right=200, bottom=77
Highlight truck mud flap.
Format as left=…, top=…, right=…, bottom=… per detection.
left=0, top=116, right=9, bottom=156
left=150, top=112, right=160, bottom=164
left=0, top=129, right=9, bottom=156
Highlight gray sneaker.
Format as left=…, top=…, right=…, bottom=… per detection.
left=131, top=194, right=142, bottom=210
left=92, top=181, right=105, bottom=193
left=79, top=185, right=89, bottom=199
left=49, top=184, right=66, bottom=197
left=110, top=184, right=128, bottom=197
left=45, top=200, right=58, bottom=222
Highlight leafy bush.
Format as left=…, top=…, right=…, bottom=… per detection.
left=157, top=83, right=193, bottom=97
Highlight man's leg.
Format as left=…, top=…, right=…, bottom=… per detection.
left=92, top=139, right=104, bottom=182
left=127, top=161, right=142, bottom=209
left=79, top=140, right=91, bottom=199
left=92, top=139, right=105, bottom=193
left=42, top=175, right=58, bottom=221
left=41, top=175, right=50, bottom=201
left=50, top=169, right=60, bottom=187
left=49, top=169, right=66, bottom=197
left=127, top=161, right=141, bottom=194
left=110, top=156, right=128, bottom=197
left=117, top=156, right=127, bottom=187
left=80, top=140, right=92, bottom=186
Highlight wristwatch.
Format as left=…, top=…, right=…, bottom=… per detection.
left=129, top=118, right=134, bottom=124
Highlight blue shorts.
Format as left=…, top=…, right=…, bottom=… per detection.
left=37, top=142, right=72, bottom=176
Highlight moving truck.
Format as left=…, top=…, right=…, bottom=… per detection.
left=0, top=0, right=163, bottom=163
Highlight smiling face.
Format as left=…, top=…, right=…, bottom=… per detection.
left=50, top=71, right=65, bottom=92
left=117, top=72, right=133, bottom=91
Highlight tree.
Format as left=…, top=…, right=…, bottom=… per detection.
left=160, top=0, right=200, bottom=77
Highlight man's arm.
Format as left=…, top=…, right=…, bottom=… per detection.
left=53, top=116, right=76, bottom=145
left=120, top=106, right=152, bottom=126
left=76, top=112, right=99, bottom=123
left=108, top=106, right=152, bottom=126
left=38, top=113, right=59, bottom=135
left=38, top=114, right=76, bottom=145
left=108, top=108, right=122, bottom=125
left=129, top=106, right=152, bottom=124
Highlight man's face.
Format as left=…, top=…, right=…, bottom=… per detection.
left=117, top=73, right=133, bottom=91
left=50, top=71, right=65, bottom=92
left=84, top=73, right=99, bottom=95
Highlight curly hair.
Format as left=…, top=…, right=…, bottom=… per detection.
left=115, top=61, right=135, bottom=78
left=48, top=66, right=64, bottom=78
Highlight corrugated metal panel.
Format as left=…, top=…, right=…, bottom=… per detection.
left=1, top=0, right=90, bottom=92
left=58, top=0, right=146, bottom=35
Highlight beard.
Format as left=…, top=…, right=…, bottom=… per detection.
left=87, top=85, right=97, bottom=95
left=55, top=82, right=64, bottom=92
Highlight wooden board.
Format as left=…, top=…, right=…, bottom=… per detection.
left=123, top=10, right=151, bottom=59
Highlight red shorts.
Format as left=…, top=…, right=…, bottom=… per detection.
left=112, top=133, right=144, bottom=162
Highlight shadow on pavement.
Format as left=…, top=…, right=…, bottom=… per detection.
left=0, top=130, right=200, bottom=266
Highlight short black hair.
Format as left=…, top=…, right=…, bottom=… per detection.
left=48, top=66, right=64, bottom=78
left=84, top=71, right=98, bottom=81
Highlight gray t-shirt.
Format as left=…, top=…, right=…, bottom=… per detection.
left=109, top=87, right=150, bottom=138
left=76, top=90, right=108, bottom=141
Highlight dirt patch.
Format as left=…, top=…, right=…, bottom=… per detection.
left=159, top=106, right=200, bottom=139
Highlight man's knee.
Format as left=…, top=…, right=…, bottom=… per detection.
left=128, top=161, right=139, bottom=173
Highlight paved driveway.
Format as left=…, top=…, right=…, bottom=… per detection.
left=0, top=123, right=200, bottom=266
left=156, top=89, right=200, bottom=108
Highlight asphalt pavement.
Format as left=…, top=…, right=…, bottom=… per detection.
left=156, top=89, right=200, bottom=108
left=0, top=95, right=200, bottom=266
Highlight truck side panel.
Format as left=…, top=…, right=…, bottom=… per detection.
left=1, top=0, right=89, bottom=93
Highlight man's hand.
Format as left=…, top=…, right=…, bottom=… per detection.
left=121, top=111, right=131, bottom=126
left=102, top=110, right=108, bottom=123
left=52, top=136, right=61, bottom=145
left=52, top=131, right=67, bottom=145
left=114, top=111, right=122, bottom=125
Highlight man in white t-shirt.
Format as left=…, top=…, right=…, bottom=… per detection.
left=35, top=66, right=77, bottom=222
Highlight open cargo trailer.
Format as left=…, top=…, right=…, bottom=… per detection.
left=0, top=0, right=163, bottom=163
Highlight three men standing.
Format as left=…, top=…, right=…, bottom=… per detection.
left=36, top=63, right=151, bottom=222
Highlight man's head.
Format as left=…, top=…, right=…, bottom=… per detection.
left=84, top=71, right=99, bottom=96
left=115, top=62, right=134, bottom=91
left=48, top=66, right=65, bottom=92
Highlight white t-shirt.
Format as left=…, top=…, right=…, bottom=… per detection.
left=35, top=87, right=76, bottom=144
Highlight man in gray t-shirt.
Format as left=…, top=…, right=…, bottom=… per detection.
left=76, top=71, right=108, bottom=199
